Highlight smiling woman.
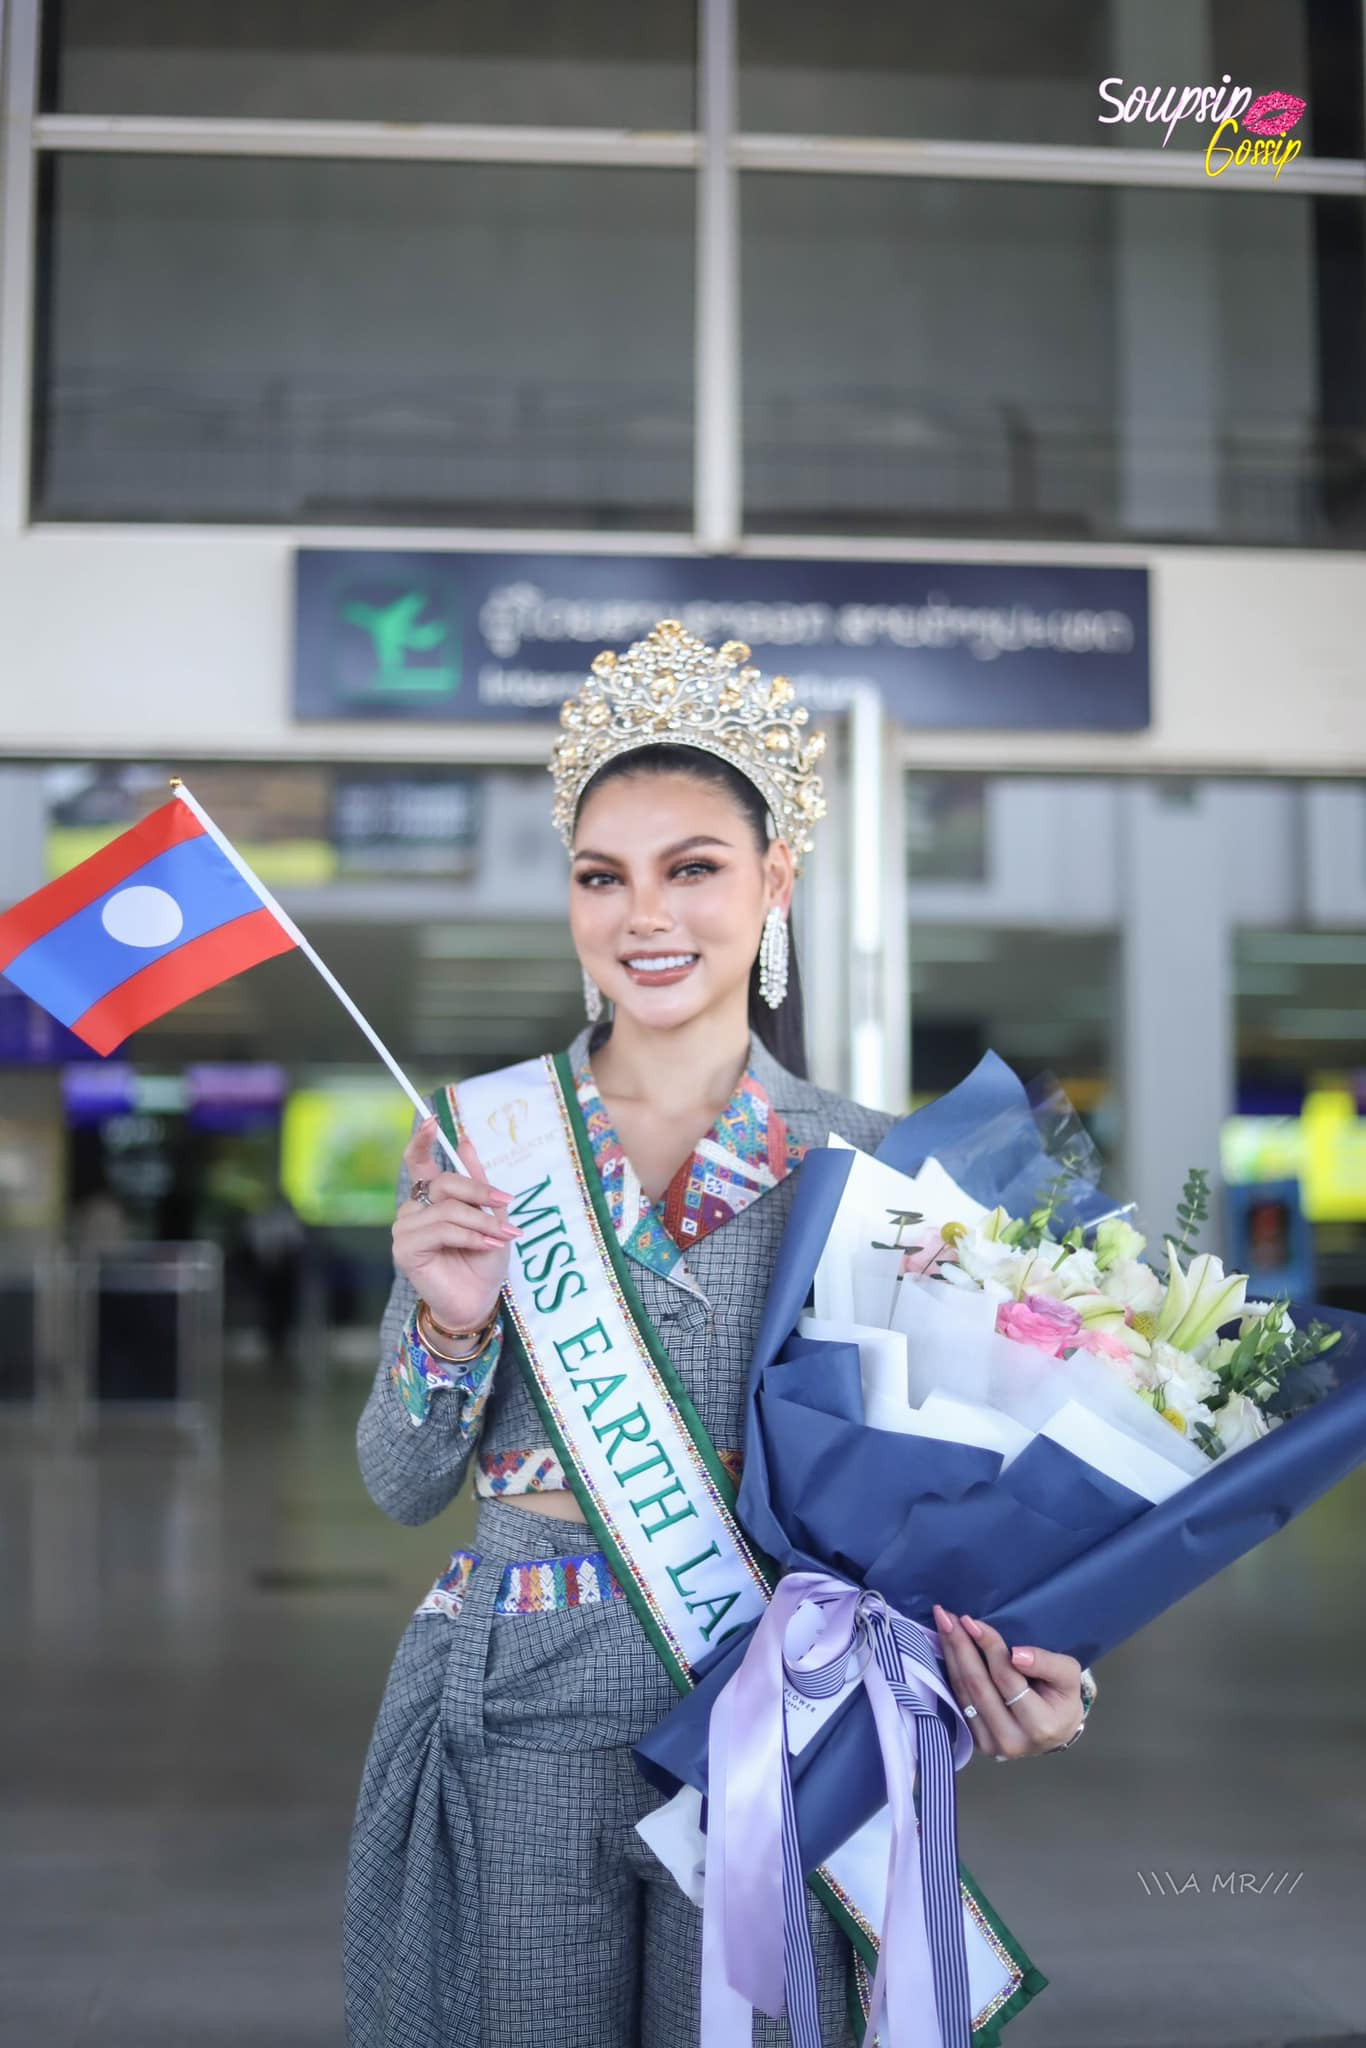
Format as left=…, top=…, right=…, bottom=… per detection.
left=341, top=624, right=1050, bottom=2048
left=570, top=743, right=809, bottom=1083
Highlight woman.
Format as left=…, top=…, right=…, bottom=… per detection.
left=344, top=623, right=1089, bottom=2048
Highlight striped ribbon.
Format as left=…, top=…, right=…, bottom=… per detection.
left=701, top=1574, right=975, bottom=2048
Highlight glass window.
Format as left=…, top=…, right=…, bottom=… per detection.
left=1232, top=929, right=1366, bottom=1314
left=739, top=0, right=1334, bottom=156
left=42, top=0, right=696, bottom=128
left=908, top=925, right=1120, bottom=1161
left=33, top=157, right=694, bottom=527
left=906, top=776, right=987, bottom=884
left=1236, top=929, right=1366, bottom=1093
left=742, top=173, right=1363, bottom=548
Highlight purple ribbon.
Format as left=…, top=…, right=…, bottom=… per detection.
left=701, top=1573, right=975, bottom=2048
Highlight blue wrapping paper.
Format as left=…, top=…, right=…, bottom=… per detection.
left=635, top=1052, right=1366, bottom=1879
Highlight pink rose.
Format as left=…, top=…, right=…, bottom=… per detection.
left=898, top=1229, right=958, bottom=1279
left=995, top=1294, right=1084, bottom=1357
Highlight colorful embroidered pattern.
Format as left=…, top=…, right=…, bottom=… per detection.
left=494, top=1553, right=627, bottom=1614
left=415, top=1550, right=478, bottom=1620
left=390, top=1307, right=503, bottom=1430
left=475, top=1446, right=568, bottom=1496
left=413, top=1547, right=626, bottom=1619
left=573, top=1054, right=806, bottom=1279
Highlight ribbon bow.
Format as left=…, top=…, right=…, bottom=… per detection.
left=701, top=1573, right=975, bottom=2048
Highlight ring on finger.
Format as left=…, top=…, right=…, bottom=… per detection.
left=412, top=1179, right=434, bottom=1208
left=1003, top=1685, right=1030, bottom=1707
left=962, top=1703, right=978, bottom=1720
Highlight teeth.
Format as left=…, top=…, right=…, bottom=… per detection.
left=626, top=955, right=697, bottom=971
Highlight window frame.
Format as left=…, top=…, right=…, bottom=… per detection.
left=1, top=0, right=1362, bottom=543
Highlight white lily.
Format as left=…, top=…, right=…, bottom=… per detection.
left=1070, top=1292, right=1128, bottom=1330
left=1068, top=1291, right=1152, bottom=1355
left=1087, top=1301, right=1151, bottom=1350
left=1153, top=1243, right=1249, bottom=1355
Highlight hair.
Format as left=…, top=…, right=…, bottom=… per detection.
left=573, top=742, right=809, bottom=1078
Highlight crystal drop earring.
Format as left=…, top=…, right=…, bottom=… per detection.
left=582, top=969, right=603, bottom=1023
left=758, top=906, right=789, bottom=1009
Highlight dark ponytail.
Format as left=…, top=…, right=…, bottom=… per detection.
left=577, top=743, right=809, bottom=1079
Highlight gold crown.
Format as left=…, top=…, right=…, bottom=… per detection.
left=549, top=621, right=827, bottom=873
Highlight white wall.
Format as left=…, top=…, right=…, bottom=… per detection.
left=0, top=528, right=1363, bottom=773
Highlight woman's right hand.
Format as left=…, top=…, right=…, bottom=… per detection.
left=392, top=1116, right=521, bottom=1335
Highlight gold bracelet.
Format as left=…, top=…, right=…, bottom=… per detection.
left=415, top=1306, right=492, bottom=1364
left=415, top=1297, right=501, bottom=1364
left=421, top=1295, right=497, bottom=1342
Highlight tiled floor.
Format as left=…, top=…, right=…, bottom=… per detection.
left=2, top=1374, right=1365, bottom=2048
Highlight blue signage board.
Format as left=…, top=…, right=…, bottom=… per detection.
left=186, top=1064, right=286, bottom=1134
left=61, top=1063, right=140, bottom=1125
left=294, top=550, right=1149, bottom=730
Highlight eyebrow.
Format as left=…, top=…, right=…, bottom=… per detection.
left=572, top=834, right=732, bottom=864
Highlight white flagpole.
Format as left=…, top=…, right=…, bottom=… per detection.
left=170, top=779, right=468, bottom=1176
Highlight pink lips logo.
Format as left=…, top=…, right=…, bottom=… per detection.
left=1242, top=91, right=1307, bottom=137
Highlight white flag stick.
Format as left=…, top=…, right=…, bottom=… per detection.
left=170, top=779, right=468, bottom=1177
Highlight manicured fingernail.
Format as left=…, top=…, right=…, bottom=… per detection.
left=961, top=1615, right=984, bottom=1639
left=481, top=1234, right=505, bottom=1249
left=933, top=1604, right=955, bottom=1633
left=488, top=1191, right=513, bottom=1206
left=1011, top=1647, right=1034, bottom=1668
left=498, top=1224, right=522, bottom=1239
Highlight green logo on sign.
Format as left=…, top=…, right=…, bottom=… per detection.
left=339, top=590, right=459, bottom=696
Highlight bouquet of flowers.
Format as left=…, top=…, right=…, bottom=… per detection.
left=815, top=1133, right=1342, bottom=1499
left=635, top=1053, right=1366, bottom=2048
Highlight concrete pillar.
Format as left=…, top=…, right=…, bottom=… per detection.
left=1117, top=779, right=1234, bottom=1254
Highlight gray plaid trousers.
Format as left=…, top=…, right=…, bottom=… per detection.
left=343, top=1501, right=858, bottom=2048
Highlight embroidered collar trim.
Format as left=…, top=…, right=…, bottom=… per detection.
left=570, top=1034, right=806, bottom=1277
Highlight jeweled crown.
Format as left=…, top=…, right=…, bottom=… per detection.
left=549, top=621, right=827, bottom=873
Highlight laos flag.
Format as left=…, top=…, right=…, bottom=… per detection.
left=0, top=793, right=297, bottom=1056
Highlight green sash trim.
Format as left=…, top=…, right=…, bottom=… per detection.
left=958, top=1862, right=1051, bottom=2044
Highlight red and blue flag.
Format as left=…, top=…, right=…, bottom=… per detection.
left=0, top=796, right=297, bottom=1055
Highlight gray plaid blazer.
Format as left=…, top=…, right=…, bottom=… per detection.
left=356, top=1024, right=896, bottom=1526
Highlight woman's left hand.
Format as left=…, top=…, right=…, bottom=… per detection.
left=932, top=1604, right=1083, bottom=1759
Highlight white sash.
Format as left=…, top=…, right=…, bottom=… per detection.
left=441, top=1053, right=1036, bottom=2042
left=447, top=1053, right=769, bottom=1679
